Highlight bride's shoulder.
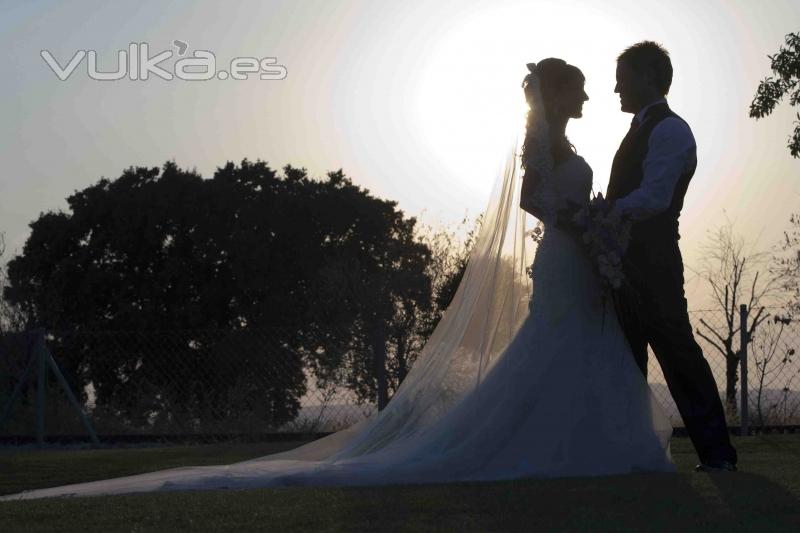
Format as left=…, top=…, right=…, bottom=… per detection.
left=571, top=152, right=589, bottom=166
left=568, top=153, right=593, bottom=177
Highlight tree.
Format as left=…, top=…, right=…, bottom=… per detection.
left=0, top=233, right=26, bottom=334
left=760, top=210, right=800, bottom=425
left=749, top=313, right=797, bottom=427
left=297, top=170, right=457, bottom=411
left=749, top=32, right=800, bottom=158
left=0, top=232, right=30, bottom=413
left=3, top=161, right=305, bottom=430
left=386, top=216, right=480, bottom=388
left=3, top=160, right=436, bottom=428
left=0, top=232, right=7, bottom=333
left=770, top=211, right=800, bottom=315
left=301, top=211, right=482, bottom=412
left=692, top=219, right=778, bottom=416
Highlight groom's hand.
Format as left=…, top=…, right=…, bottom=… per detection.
left=607, top=201, right=632, bottom=225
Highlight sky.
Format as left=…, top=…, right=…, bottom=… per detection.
left=1, top=0, right=799, bottom=309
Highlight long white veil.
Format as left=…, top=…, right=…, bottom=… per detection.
left=256, top=65, right=552, bottom=464
left=259, top=132, right=537, bottom=463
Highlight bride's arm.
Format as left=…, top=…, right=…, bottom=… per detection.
left=520, top=168, right=583, bottom=236
left=519, top=168, right=558, bottom=221
left=519, top=168, right=546, bottom=218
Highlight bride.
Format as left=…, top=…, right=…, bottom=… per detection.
left=1, top=58, right=676, bottom=500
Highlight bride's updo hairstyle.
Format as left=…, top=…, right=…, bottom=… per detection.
left=522, top=58, right=583, bottom=117
left=520, top=58, right=583, bottom=169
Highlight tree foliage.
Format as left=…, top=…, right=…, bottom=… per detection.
left=2, top=160, right=466, bottom=429
left=749, top=32, right=800, bottom=158
left=0, top=234, right=26, bottom=334
left=770, top=211, right=800, bottom=316
left=302, top=212, right=480, bottom=410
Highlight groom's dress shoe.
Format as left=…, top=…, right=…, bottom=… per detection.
left=695, top=460, right=737, bottom=473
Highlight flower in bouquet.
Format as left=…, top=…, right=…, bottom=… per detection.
left=571, top=192, right=633, bottom=327
left=524, top=221, right=545, bottom=280
left=525, top=221, right=545, bottom=244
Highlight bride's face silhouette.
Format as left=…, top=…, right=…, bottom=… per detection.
left=554, top=76, right=589, bottom=120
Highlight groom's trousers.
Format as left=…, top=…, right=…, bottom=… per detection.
left=613, top=236, right=738, bottom=466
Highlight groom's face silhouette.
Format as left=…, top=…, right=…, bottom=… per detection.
left=614, top=60, right=659, bottom=114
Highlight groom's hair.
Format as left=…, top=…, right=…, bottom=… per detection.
left=617, top=41, right=673, bottom=95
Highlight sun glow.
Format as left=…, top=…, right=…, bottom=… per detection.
left=411, top=2, right=640, bottom=199
left=412, top=14, right=529, bottom=198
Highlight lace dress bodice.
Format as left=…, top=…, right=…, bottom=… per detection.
left=527, top=153, right=598, bottom=313
left=549, top=153, right=593, bottom=217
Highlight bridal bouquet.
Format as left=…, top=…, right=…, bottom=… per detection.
left=571, top=192, right=632, bottom=293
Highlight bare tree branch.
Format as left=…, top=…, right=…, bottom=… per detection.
left=695, top=324, right=727, bottom=357
left=694, top=216, right=779, bottom=415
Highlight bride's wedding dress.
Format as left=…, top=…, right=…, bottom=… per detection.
left=1, top=149, right=676, bottom=501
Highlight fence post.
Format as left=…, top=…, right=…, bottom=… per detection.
left=739, top=304, right=749, bottom=437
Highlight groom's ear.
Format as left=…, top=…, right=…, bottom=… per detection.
left=640, top=65, right=658, bottom=89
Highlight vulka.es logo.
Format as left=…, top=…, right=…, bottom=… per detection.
left=40, top=41, right=287, bottom=81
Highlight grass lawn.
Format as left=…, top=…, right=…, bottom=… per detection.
left=0, top=435, right=798, bottom=532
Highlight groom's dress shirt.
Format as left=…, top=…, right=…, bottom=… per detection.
left=613, top=98, right=697, bottom=221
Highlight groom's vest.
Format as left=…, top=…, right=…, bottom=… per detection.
left=606, top=103, right=696, bottom=245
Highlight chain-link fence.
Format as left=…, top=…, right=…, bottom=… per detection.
left=650, top=306, right=800, bottom=431
left=0, top=327, right=376, bottom=442
left=2, top=306, right=799, bottom=443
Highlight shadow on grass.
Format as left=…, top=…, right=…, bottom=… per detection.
left=706, top=472, right=800, bottom=528
left=2, top=436, right=800, bottom=531
left=1, top=471, right=799, bottom=531
left=274, top=471, right=722, bottom=531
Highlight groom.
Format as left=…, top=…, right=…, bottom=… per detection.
left=604, top=41, right=738, bottom=472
